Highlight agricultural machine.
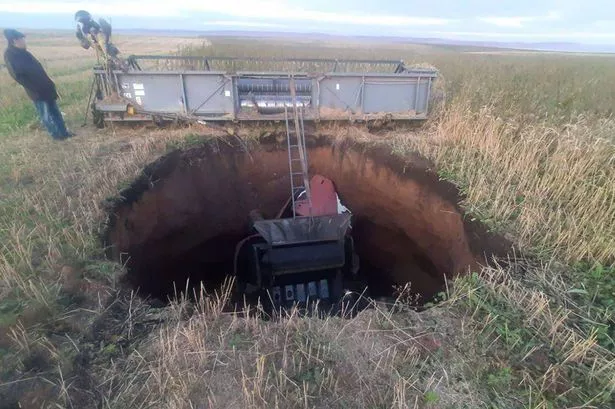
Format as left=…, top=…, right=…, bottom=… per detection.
left=232, top=94, right=361, bottom=313
left=83, top=32, right=437, bottom=127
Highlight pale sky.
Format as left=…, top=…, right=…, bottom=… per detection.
left=1, top=0, right=615, bottom=43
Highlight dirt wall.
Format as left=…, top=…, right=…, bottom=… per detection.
left=105, top=138, right=509, bottom=300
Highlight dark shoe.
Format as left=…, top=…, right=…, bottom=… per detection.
left=52, top=133, right=73, bottom=141
left=58, top=132, right=75, bottom=139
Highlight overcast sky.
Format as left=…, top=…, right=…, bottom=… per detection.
left=1, top=0, right=614, bottom=43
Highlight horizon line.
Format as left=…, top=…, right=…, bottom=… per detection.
left=3, top=26, right=615, bottom=52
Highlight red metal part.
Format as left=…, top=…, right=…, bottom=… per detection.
left=295, top=175, right=338, bottom=217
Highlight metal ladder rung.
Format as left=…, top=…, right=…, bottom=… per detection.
left=284, top=90, right=311, bottom=219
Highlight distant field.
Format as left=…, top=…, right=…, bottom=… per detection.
left=0, top=33, right=613, bottom=409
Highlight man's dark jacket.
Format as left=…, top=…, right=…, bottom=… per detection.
left=4, top=45, right=58, bottom=101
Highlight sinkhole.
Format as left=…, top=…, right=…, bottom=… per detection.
left=104, top=136, right=508, bottom=311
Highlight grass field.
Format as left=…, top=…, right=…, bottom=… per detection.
left=0, top=32, right=614, bottom=408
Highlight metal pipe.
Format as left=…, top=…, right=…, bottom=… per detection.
left=360, top=76, right=365, bottom=113
left=414, top=76, right=421, bottom=112
left=425, top=77, right=432, bottom=114
left=81, top=76, right=97, bottom=126
left=179, top=73, right=188, bottom=114
left=315, top=78, right=321, bottom=120
left=127, top=55, right=405, bottom=66
left=100, top=70, right=436, bottom=79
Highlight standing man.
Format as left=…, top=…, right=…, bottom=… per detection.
left=3, top=29, right=73, bottom=140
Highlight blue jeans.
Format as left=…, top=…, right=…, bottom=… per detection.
left=34, top=100, right=70, bottom=139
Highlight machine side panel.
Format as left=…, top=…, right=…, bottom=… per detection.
left=363, top=78, right=419, bottom=114
left=183, top=74, right=234, bottom=115
left=318, top=77, right=363, bottom=115
left=116, top=74, right=183, bottom=113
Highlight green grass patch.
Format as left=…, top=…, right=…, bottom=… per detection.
left=0, top=100, right=37, bottom=135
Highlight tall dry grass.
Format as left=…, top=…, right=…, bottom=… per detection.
left=387, top=99, right=615, bottom=406
left=397, top=104, right=615, bottom=264
left=451, top=257, right=615, bottom=407
left=97, top=283, right=487, bottom=409
left=0, top=129, right=183, bottom=300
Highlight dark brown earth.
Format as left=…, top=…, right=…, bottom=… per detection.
left=104, top=136, right=510, bottom=303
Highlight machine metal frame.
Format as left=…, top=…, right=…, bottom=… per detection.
left=91, top=55, right=438, bottom=124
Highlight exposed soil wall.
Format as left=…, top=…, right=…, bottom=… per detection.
left=105, top=137, right=509, bottom=302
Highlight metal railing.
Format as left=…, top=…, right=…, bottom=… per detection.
left=125, top=55, right=427, bottom=74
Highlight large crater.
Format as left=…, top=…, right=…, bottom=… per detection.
left=104, top=136, right=508, bottom=307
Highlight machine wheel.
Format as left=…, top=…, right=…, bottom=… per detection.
left=152, top=115, right=165, bottom=128
left=92, top=106, right=105, bottom=129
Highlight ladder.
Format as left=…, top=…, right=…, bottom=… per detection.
left=285, top=75, right=312, bottom=219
